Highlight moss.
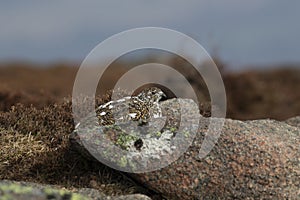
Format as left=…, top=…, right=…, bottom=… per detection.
left=118, top=156, right=128, bottom=168
left=115, top=132, right=138, bottom=150
left=0, top=183, right=33, bottom=194
left=155, top=131, right=162, bottom=137
left=71, top=193, right=90, bottom=200
left=0, top=182, right=89, bottom=200
left=44, top=188, right=89, bottom=200
left=183, top=131, right=190, bottom=138
left=169, top=127, right=177, bottom=132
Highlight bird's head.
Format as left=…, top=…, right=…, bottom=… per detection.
left=137, top=87, right=166, bottom=103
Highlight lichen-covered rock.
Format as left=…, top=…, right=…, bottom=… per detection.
left=71, top=98, right=299, bottom=199
left=0, top=180, right=151, bottom=200
left=71, top=98, right=200, bottom=173
left=0, top=180, right=90, bottom=200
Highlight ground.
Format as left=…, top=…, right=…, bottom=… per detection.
left=0, top=62, right=300, bottom=199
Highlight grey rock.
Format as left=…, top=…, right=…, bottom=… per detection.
left=0, top=180, right=91, bottom=200
left=0, top=180, right=151, bottom=200
left=71, top=98, right=200, bottom=173
left=71, top=98, right=300, bottom=199
left=110, top=194, right=151, bottom=200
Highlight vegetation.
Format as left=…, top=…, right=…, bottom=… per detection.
left=0, top=60, right=300, bottom=198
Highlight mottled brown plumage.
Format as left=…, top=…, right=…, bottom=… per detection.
left=96, top=87, right=166, bottom=125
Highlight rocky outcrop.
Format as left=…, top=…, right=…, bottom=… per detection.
left=0, top=180, right=151, bottom=200
left=285, top=116, right=300, bottom=128
left=131, top=119, right=299, bottom=199
left=71, top=98, right=300, bottom=199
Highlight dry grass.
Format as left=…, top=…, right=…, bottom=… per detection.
left=225, top=68, right=300, bottom=120
left=1, top=60, right=300, bottom=199
left=0, top=101, right=154, bottom=197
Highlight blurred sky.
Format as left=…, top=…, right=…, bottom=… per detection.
left=0, top=1, right=300, bottom=69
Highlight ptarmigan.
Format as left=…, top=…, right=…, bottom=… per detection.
left=96, top=87, right=166, bottom=126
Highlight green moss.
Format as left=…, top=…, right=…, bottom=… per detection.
left=0, top=194, right=13, bottom=200
left=116, top=133, right=138, bottom=150
left=169, top=127, right=177, bottom=132
left=44, top=188, right=89, bottom=200
left=71, top=193, right=90, bottom=200
left=0, top=184, right=33, bottom=194
left=0, top=183, right=89, bottom=200
left=155, top=131, right=162, bottom=137
left=183, top=131, right=190, bottom=138
left=118, top=156, right=128, bottom=167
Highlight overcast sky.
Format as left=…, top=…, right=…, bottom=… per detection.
left=0, top=1, right=299, bottom=69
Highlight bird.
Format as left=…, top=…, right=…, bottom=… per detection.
left=95, top=87, right=166, bottom=126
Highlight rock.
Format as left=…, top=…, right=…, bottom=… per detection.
left=285, top=116, right=300, bottom=128
left=129, top=104, right=300, bottom=199
left=0, top=180, right=151, bottom=200
left=71, top=98, right=299, bottom=199
left=0, top=180, right=91, bottom=200
left=71, top=98, right=200, bottom=173
left=109, top=194, right=152, bottom=200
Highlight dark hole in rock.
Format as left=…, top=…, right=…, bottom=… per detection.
left=134, top=138, right=143, bottom=151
